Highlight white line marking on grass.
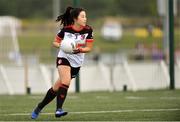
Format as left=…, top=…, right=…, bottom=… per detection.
left=126, top=96, right=145, bottom=100
left=160, top=97, right=180, bottom=100
left=96, top=96, right=109, bottom=99
left=71, top=108, right=180, bottom=114
left=2, top=108, right=180, bottom=116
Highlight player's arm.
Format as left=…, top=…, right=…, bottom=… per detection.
left=79, top=40, right=93, bottom=53
left=53, top=28, right=64, bottom=48
left=52, top=35, right=62, bottom=48
left=73, top=40, right=93, bottom=54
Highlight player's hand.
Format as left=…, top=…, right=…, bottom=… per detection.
left=73, top=48, right=81, bottom=54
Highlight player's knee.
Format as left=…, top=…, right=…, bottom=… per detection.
left=53, top=79, right=70, bottom=91
left=61, top=80, right=71, bottom=86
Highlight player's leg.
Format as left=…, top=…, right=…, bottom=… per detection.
left=31, top=79, right=60, bottom=119
left=31, top=58, right=64, bottom=119
left=55, top=65, right=71, bottom=117
left=55, top=64, right=80, bottom=118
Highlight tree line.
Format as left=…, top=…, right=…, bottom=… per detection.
left=0, top=0, right=168, bottom=19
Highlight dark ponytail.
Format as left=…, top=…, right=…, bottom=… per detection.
left=56, top=6, right=74, bottom=26
left=56, top=6, right=85, bottom=27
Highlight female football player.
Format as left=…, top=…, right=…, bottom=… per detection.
left=31, top=6, right=94, bottom=119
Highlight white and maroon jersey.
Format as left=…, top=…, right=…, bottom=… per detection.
left=55, top=25, right=94, bottom=67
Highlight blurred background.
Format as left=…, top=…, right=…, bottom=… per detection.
left=0, top=0, right=180, bottom=94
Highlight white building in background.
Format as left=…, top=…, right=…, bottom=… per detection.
left=101, top=19, right=123, bottom=41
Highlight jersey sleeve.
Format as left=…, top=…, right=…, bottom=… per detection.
left=54, top=28, right=65, bottom=43
left=86, top=28, right=94, bottom=42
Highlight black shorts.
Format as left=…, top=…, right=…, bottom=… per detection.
left=56, top=57, right=80, bottom=79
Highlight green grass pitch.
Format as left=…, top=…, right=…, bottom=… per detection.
left=0, top=90, right=180, bottom=121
